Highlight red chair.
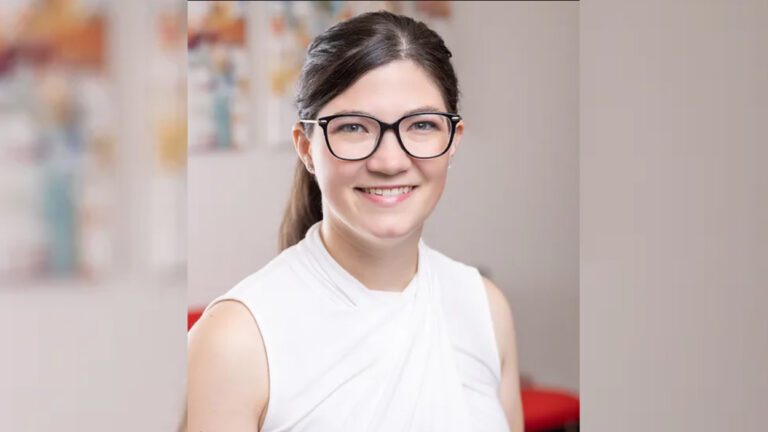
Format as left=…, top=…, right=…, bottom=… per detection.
left=521, top=387, right=580, bottom=431
left=188, top=307, right=204, bottom=331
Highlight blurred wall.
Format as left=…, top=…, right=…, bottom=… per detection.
left=0, top=1, right=187, bottom=430
left=429, top=1, right=579, bottom=392
left=189, top=1, right=579, bottom=392
left=0, top=284, right=186, bottom=431
left=581, top=0, right=767, bottom=430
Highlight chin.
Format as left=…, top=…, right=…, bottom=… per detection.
left=361, top=217, right=421, bottom=241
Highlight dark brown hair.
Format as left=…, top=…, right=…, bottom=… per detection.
left=278, top=10, right=460, bottom=251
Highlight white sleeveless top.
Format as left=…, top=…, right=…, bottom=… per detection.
left=205, top=222, right=510, bottom=432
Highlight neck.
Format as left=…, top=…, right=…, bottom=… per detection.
left=319, top=218, right=421, bottom=293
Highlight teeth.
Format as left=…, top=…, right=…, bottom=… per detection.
left=362, top=186, right=414, bottom=196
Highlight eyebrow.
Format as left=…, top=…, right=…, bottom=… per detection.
left=329, top=105, right=445, bottom=118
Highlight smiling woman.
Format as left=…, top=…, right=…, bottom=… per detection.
left=187, top=10, right=523, bottom=432
left=294, top=59, right=461, bottom=247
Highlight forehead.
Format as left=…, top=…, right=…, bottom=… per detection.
left=318, top=59, right=447, bottom=121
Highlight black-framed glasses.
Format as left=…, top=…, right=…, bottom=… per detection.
left=299, top=112, right=461, bottom=161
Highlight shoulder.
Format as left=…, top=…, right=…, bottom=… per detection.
left=187, top=300, right=269, bottom=429
left=189, top=300, right=266, bottom=358
left=480, top=276, right=516, bottom=366
left=481, top=277, right=524, bottom=432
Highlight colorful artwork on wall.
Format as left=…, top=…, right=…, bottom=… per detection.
left=184, top=1, right=453, bottom=154
left=187, top=1, right=249, bottom=153
left=0, top=0, right=115, bottom=285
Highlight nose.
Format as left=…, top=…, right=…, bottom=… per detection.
left=366, top=128, right=412, bottom=175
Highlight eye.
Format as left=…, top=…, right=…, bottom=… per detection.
left=410, top=121, right=438, bottom=131
left=335, top=123, right=369, bottom=134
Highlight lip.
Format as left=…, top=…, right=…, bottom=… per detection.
left=354, top=185, right=418, bottom=207
left=356, top=184, right=416, bottom=189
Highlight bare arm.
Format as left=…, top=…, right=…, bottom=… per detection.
left=186, top=300, right=269, bottom=431
left=483, top=276, right=525, bottom=432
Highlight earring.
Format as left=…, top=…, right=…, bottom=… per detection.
left=448, top=157, right=453, bottom=169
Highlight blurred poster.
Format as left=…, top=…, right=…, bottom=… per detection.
left=188, top=1, right=249, bottom=153
left=151, top=1, right=186, bottom=173
left=148, top=0, right=186, bottom=274
left=0, top=0, right=115, bottom=286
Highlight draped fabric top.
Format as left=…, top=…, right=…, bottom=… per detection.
left=205, top=222, right=510, bottom=432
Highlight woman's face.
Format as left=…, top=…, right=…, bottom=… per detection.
left=293, top=59, right=464, bottom=243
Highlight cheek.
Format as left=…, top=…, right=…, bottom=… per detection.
left=312, top=141, right=338, bottom=185
left=420, top=161, right=449, bottom=188
left=415, top=161, right=450, bottom=209
left=315, top=159, right=359, bottom=201
left=310, top=136, right=329, bottom=166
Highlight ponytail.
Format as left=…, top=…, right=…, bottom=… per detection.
left=278, top=159, right=323, bottom=251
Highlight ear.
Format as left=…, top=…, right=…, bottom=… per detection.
left=448, top=119, right=465, bottom=159
left=292, top=122, right=313, bottom=165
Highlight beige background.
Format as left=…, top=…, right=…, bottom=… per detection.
left=581, top=0, right=767, bottom=429
left=189, top=1, right=580, bottom=392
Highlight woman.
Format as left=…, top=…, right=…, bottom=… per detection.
left=188, top=11, right=523, bottom=432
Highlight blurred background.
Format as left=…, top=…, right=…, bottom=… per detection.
left=0, top=1, right=765, bottom=431
left=0, top=0, right=186, bottom=430
left=187, top=0, right=579, bottom=424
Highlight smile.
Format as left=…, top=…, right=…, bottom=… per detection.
left=354, top=185, right=418, bottom=206
left=359, top=186, right=415, bottom=196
